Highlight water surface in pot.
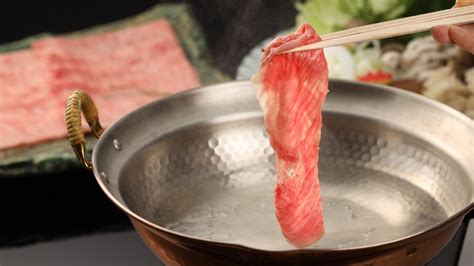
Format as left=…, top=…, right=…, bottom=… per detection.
left=118, top=113, right=470, bottom=250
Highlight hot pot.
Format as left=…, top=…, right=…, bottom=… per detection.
left=65, top=80, right=473, bottom=265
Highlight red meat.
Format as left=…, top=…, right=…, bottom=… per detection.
left=33, top=20, right=198, bottom=95
left=257, top=23, right=328, bottom=248
left=0, top=19, right=200, bottom=150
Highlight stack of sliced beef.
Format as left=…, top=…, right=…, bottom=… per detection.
left=0, top=20, right=200, bottom=150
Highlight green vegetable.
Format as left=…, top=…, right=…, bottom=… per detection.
left=295, top=0, right=454, bottom=39
left=295, top=0, right=417, bottom=34
left=295, top=0, right=352, bottom=34
left=338, top=0, right=415, bottom=22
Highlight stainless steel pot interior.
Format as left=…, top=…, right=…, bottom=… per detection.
left=92, top=80, right=474, bottom=251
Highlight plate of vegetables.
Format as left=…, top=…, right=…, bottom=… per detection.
left=237, top=0, right=474, bottom=119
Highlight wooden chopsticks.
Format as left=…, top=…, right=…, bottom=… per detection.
left=283, top=5, right=474, bottom=53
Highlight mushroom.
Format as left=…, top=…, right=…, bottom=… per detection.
left=422, top=62, right=468, bottom=101
left=396, top=36, right=467, bottom=82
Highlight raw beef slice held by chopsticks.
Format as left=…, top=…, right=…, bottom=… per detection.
left=256, top=23, right=328, bottom=248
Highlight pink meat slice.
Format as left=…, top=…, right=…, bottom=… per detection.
left=0, top=19, right=200, bottom=150
left=0, top=50, right=52, bottom=109
left=257, top=23, right=328, bottom=248
left=33, top=20, right=200, bottom=95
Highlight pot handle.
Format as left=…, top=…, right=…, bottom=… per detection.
left=65, top=90, right=104, bottom=170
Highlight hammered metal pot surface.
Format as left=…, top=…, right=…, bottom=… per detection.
left=90, top=80, right=474, bottom=265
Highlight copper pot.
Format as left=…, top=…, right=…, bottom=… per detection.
left=66, top=80, right=474, bottom=265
